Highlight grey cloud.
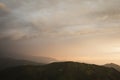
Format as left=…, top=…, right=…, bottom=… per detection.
left=1, top=0, right=120, bottom=58
left=0, top=2, right=9, bottom=16
left=1, top=0, right=120, bottom=40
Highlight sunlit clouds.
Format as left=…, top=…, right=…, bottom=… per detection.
left=0, top=0, right=120, bottom=64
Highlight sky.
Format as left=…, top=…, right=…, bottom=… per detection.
left=0, top=0, right=120, bottom=64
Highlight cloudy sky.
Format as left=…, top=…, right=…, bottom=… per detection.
left=0, top=0, right=120, bottom=64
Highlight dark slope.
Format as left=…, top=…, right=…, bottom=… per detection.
left=0, top=61, right=120, bottom=80
left=104, top=63, right=120, bottom=72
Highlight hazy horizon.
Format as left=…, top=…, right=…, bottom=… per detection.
left=0, top=0, right=120, bottom=65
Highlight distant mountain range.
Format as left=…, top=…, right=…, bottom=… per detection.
left=1, top=61, right=120, bottom=80
left=0, top=57, right=40, bottom=70
left=0, top=56, right=57, bottom=70
left=22, top=56, right=58, bottom=63
left=104, top=63, right=120, bottom=72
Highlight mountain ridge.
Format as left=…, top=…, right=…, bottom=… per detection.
left=1, top=61, right=120, bottom=80
left=104, top=63, right=120, bottom=72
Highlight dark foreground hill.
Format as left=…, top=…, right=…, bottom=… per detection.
left=0, top=62, right=120, bottom=80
